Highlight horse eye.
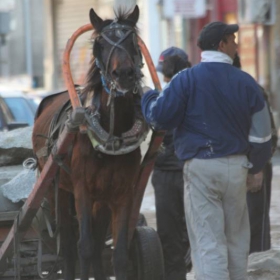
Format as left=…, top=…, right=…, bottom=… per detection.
left=96, top=41, right=104, bottom=51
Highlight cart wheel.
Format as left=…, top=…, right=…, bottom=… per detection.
left=128, top=226, right=164, bottom=280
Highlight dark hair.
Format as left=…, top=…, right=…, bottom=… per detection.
left=232, top=53, right=241, bottom=69
left=162, top=55, right=190, bottom=79
left=199, top=33, right=229, bottom=51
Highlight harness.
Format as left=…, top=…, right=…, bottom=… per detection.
left=36, top=21, right=148, bottom=160
left=84, top=90, right=148, bottom=155
left=36, top=88, right=148, bottom=161
left=87, top=21, right=148, bottom=155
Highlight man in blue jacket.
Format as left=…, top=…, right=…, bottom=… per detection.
left=142, top=22, right=272, bottom=280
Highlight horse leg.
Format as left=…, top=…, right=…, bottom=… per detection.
left=91, top=204, right=111, bottom=280
left=59, top=190, right=77, bottom=280
left=112, top=197, right=133, bottom=280
left=74, top=186, right=94, bottom=280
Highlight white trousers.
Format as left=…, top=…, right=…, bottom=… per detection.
left=183, top=156, right=250, bottom=280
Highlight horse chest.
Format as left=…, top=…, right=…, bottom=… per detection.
left=78, top=151, right=141, bottom=198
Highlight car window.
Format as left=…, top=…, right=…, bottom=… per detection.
left=4, top=97, right=35, bottom=126
left=0, top=98, right=14, bottom=121
left=26, top=98, right=39, bottom=114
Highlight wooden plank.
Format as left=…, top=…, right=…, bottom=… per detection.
left=0, top=212, right=18, bottom=222
left=0, top=227, right=39, bottom=243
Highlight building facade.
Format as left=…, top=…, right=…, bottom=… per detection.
left=43, top=0, right=162, bottom=90
left=0, top=0, right=44, bottom=90
left=173, top=0, right=279, bottom=126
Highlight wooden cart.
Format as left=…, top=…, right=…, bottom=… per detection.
left=0, top=24, right=165, bottom=280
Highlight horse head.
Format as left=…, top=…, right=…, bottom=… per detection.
left=79, top=5, right=148, bottom=155
left=89, top=5, right=143, bottom=94
left=31, top=6, right=153, bottom=280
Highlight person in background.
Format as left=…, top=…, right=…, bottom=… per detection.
left=141, top=22, right=272, bottom=280
left=233, top=53, right=278, bottom=253
left=152, top=46, right=192, bottom=280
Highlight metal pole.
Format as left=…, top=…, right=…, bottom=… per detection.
left=43, top=0, right=55, bottom=91
left=0, top=38, right=2, bottom=77
left=23, top=0, right=33, bottom=85
left=113, top=0, right=137, bottom=11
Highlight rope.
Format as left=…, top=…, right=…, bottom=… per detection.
left=22, top=157, right=37, bottom=170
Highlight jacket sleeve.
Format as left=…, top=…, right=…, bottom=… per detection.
left=141, top=71, right=188, bottom=130
left=259, top=86, right=278, bottom=154
left=248, top=101, right=272, bottom=174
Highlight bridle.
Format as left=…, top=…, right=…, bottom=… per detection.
left=93, top=21, right=143, bottom=96
left=82, top=21, right=149, bottom=155
left=35, top=19, right=149, bottom=160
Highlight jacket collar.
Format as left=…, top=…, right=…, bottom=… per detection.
left=201, top=51, right=233, bottom=64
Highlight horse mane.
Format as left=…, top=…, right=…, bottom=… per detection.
left=113, top=8, right=140, bottom=29
left=82, top=8, right=139, bottom=96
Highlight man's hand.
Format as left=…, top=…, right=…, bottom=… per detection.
left=246, top=171, right=264, bottom=192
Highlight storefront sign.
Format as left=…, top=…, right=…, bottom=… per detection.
left=163, top=0, right=206, bottom=19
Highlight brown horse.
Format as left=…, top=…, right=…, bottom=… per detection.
left=32, top=5, right=148, bottom=280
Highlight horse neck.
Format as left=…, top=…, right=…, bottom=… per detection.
left=99, top=91, right=135, bottom=136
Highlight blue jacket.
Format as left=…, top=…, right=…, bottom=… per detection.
left=142, top=62, right=272, bottom=174
left=154, top=130, right=184, bottom=171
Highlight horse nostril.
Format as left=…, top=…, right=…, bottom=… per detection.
left=112, top=68, right=134, bottom=80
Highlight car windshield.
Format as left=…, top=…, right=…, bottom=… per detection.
left=4, top=97, right=36, bottom=126
left=26, top=98, right=39, bottom=114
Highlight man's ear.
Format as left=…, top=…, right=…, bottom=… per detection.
left=218, top=40, right=225, bottom=52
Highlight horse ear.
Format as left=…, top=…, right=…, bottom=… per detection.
left=89, top=8, right=103, bottom=30
left=126, top=5, right=139, bottom=26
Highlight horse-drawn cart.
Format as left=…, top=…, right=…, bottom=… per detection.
left=0, top=6, right=165, bottom=280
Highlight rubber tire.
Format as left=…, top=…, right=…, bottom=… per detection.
left=128, top=226, right=164, bottom=280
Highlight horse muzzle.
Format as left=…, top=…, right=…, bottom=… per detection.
left=111, top=67, right=138, bottom=92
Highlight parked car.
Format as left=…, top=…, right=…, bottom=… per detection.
left=0, top=90, right=38, bottom=126
left=0, top=96, right=29, bottom=131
